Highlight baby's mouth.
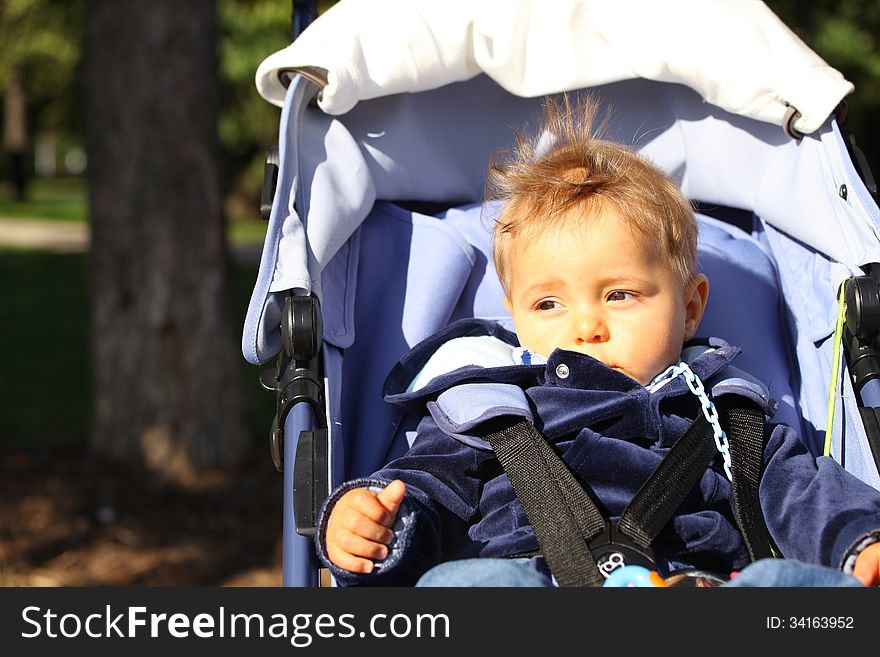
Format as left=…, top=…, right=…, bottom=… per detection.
left=609, top=365, right=642, bottom=382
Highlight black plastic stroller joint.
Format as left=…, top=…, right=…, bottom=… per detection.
left=264, top=293, right=326, bottom=468
left=260, top=146, right=279, bottom=222
left=842, top=273, right=880, bottom=473
left=262, top=293, right=330, bottom=538
left=282, top=290, right=323, bottom=362
left=845, top=275, right=880, bottom=391
left=846, top=275, right=880, bottom=345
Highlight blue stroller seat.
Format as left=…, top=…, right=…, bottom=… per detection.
left=243, top=0, right=880, bottom=586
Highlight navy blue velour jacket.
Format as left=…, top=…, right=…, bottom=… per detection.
left=315, top=319, right=880, bottom=586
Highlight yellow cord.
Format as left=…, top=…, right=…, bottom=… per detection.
left=824, top=279, right=849, bottom=457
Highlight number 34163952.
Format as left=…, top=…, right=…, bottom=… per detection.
left=766, top=616, right=854, bottom=629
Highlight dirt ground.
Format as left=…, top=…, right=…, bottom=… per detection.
left=0, top=445, right=284, bottom=586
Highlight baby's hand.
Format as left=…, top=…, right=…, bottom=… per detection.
left=852, top=542, right=880, bottom=586
left=325, top=480, right=406, bottom=574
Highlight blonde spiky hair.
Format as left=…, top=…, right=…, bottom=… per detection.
left=487, top=94, right=698, bottom=296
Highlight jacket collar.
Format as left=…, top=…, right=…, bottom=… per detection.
left=383, top=319, right=541, bottom=411
left=383, top=318, right=742, bottom=408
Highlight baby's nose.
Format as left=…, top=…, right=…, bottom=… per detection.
left=573, top=315, right=609, bottom=344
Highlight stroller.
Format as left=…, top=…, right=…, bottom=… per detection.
left=243, top=0, right=880, bottom=586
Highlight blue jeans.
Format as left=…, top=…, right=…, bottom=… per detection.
left=415, top=557, right=863, bottom=587
left=723, top=558, right=863, bottom=587
left=416, top=557, right=553, bottom=587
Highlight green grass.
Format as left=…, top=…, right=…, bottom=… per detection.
left=0, top=177, right=268, bottom=244
left=229, top=217, right=268, bottom=244
left=0, top=248, right=90, bottom=447
left=0, top=247, right=274, bottom=450
left=0, top=178, right=88, bottom=222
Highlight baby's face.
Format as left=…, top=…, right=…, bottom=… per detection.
left=503, top=207, right=707, bottom=385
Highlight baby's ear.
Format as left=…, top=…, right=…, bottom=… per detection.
left=683, top=274, right=709, bottom=340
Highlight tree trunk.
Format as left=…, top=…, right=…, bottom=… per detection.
left=83, top=0, right=247, bottom=479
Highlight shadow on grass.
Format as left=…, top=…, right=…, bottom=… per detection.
left=0, top=247, right=274, bottom=448
left=0, top=249, right=90, bottom=448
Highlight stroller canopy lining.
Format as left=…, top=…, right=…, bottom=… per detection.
left=254, top=76, right=879, bottom=313
left=255, top=0, right=852, bottom=136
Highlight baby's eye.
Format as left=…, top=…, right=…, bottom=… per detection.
left=535, top=299, right=560, bottom=311
left=606, top=290, right=636, bottom=302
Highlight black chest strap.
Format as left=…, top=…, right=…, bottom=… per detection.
left=716, top=398, right=776, bottom=561
left=478, top=398, right=774, bottom=587
left=478, top=415, right=606, bottom=587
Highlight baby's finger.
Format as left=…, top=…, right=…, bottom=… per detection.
left=852, top=543, right=880, bottom=587
left=376, top=480, right=406, bottom=522
left=326, top=542, right=376, bottom=575
left=852, top=558, right=879, bottom=587
left=337, top=507, right=395, bottom=544
left=331, top=529, right=389, bottom=562
left=345, top=487, right=395, bottom=525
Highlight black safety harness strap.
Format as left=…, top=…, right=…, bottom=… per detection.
left=717, top=398, right=777, bottom=561
left=479, top=397, right=774, bottom=586
left=617, top=413, right=719, bottom=550
left=479, top=416, right=606, bottom=587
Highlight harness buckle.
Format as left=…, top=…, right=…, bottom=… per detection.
left=588, top=521, right=656, bottom=579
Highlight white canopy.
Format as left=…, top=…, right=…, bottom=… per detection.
left=256, top=0, right=853, bottom=135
